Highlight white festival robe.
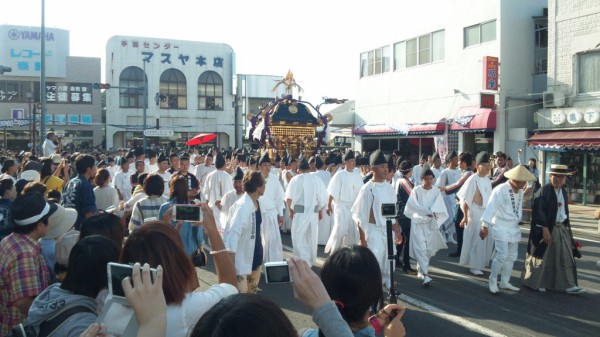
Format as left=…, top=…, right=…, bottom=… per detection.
left=220, top=190, right=244, bottom=232
left=481, top=182, right=523, bottom=244
left=194, top=164, right=216, bottom=201
left=404, top=186, right=448, bottom=275
left=259, top=172, right=286, bottom=262
left=351, top=180, right=398, bottom=284
left=282, top=170, right=296, bottom=231
left=285, top=173, right=327, bottom=266
left=313, top=169, right=333, bottom=245
left=203, top=170, right=234, bottom=231
left=456, top=174, right=494, bottom=270
left=436, top=167, right=462, bottom=232
left=325, top=169, right=364, bottom=253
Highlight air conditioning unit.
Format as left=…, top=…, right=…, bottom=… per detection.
left=543, top=91, right=566, bottom=108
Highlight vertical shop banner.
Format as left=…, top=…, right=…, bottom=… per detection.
left=483, top=56, right=499, bottom=91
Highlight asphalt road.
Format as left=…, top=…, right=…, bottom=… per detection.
left=197, top=226, right=600, bottom=337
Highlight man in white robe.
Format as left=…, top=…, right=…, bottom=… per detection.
left=203, top=154, right=234, bottom=230
left=311, top=156, right=333, bottom=245
left=352, top=150, right=401, bottom=288
left=456, top=152, right=494, bottom=276
left=285, top=158, right=327, bottom=266
left=221, top=167, right=245, bottom=232
left=257, top=152, right=286, bottom=262
left=436, top=150, right=462, bottom=244
left=411, top=153, right=428, bottom=186
left=481, top=165, right=536, bottom=294
left=155, top=153, right=172, bottom=199
left=194, top=153, right=215, bottom=201
left=430, top=152, right=443, bottom=182
left=404, top=167, right=448, bottom=286
left=325, top=150, right=364, bottom=253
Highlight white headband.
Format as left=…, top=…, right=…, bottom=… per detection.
left=14, top=203, right=50, bottom=226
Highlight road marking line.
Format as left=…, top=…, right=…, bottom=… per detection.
left=428, top=266, right=517, bottom=296
left=521, top=228, right=600, bottom=244
left=399, top=293, right=508, bottom=337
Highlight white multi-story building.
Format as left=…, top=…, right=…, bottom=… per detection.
left=353, top=0, right=547, bottom=166
left=528, top=0, right=600, bottom=205
left=105, top=36, right=236, bottom=150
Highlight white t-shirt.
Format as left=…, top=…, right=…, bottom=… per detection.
left=166, top=283, right=237, bottom=337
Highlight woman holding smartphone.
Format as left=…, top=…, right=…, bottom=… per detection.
left=158, top=174, right=203, bottom=257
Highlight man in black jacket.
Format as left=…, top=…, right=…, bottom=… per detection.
left=522, top=164, right=585, bottom=294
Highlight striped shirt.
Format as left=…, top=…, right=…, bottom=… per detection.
left=0, top=233, right=51, bottom=336
left=128, top=196, right=168, bottom=232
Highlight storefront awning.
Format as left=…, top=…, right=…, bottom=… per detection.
left=528, top=130, right=600, bottom=151
left=449, top=106, right=496, bottom=132
left=408, top=122, right=446, bottom=135
left=352, top=123, right=410, bottom=136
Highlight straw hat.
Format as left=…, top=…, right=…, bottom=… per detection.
left=504, top=164, right=537, bottom=182
left=548, top=164, right=573, bottom=176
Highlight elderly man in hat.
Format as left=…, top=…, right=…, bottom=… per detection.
left=256, top=152, right=286, bottom=262
left=325, top=150, right=364, bottom=254
left=456, top=152, right=493, bottom=275
left=203, top=153, right=234, bottom=230
left=523, top=164, right=586, bottom=294
left=481, top=164, right=536, bottom=294
left=0, top=193, right=57, bottom=335
left=352, top=150, right=401, bottom=288
left=285, top=158, right=327, bottom=266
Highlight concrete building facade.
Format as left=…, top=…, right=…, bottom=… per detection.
left=353, top=0, right=547, bottom=166
left=528, top=0, right=600, bottom=204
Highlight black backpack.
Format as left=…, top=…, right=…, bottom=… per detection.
left=8, top=305, right=94, bottom=337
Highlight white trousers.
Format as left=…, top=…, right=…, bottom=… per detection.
left=291, top=211, right=319, bottom=266
left=261, top=210, right=283, bottom=262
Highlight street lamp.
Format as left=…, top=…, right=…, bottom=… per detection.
left=142, top=60, right=148, bottom=150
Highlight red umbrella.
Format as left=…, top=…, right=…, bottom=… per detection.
left=186, top=133, right=217, bottom=146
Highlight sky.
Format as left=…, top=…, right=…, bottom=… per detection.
left=3, top=0, right=410, bottom=108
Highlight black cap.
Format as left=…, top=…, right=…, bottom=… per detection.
left=342, top=150, right=355, bottom=161
left=476, top=151, right=490, bottom=165
left=275, top=153, right=282, bottom=162
left=315, top=156, right=324, bottom=169
left=157, top=153, right=168, bottom=163
left=420, top=153, right=428, bottom=160
left=286, top=157, right=297, bottom=166
left=445, top=150, right=457, bottom=162
left=299, top=158, right=310, bottom=170
left=308, top=156, right=316, bottom=164
left=421, top=168, right=434, bottom=179
left=399, top=160, right=412, bottom=173
left=215, top=154, right=226, bottom=168
left=258, top=152, right=271, bottom=165
left=233, top=167, right=244, bottom=181
left=11, top=192, right=58, bottom=226
left=432, top=152, right=441, bottom=161
left=369, top=150, right=386, bottom=166
left=133, top=147, right=144, bottom=157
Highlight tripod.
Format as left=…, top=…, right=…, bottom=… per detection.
left=386, top=218, right=399, bottom=304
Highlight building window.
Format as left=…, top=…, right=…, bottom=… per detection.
left=394, top=30, right=444, bottom=71
left=534, top=19, right=548, bottom=74
left=198, top=71, right=223, bottom=110
left=360, top=46, right=390, bottom=78
left=119, top=66, right=146, bottom=108
left=578, top=51, right=600, bottom=94
left=464, top=20, right=496, bottom=48
left=159, top=69, right=187, bottom=109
